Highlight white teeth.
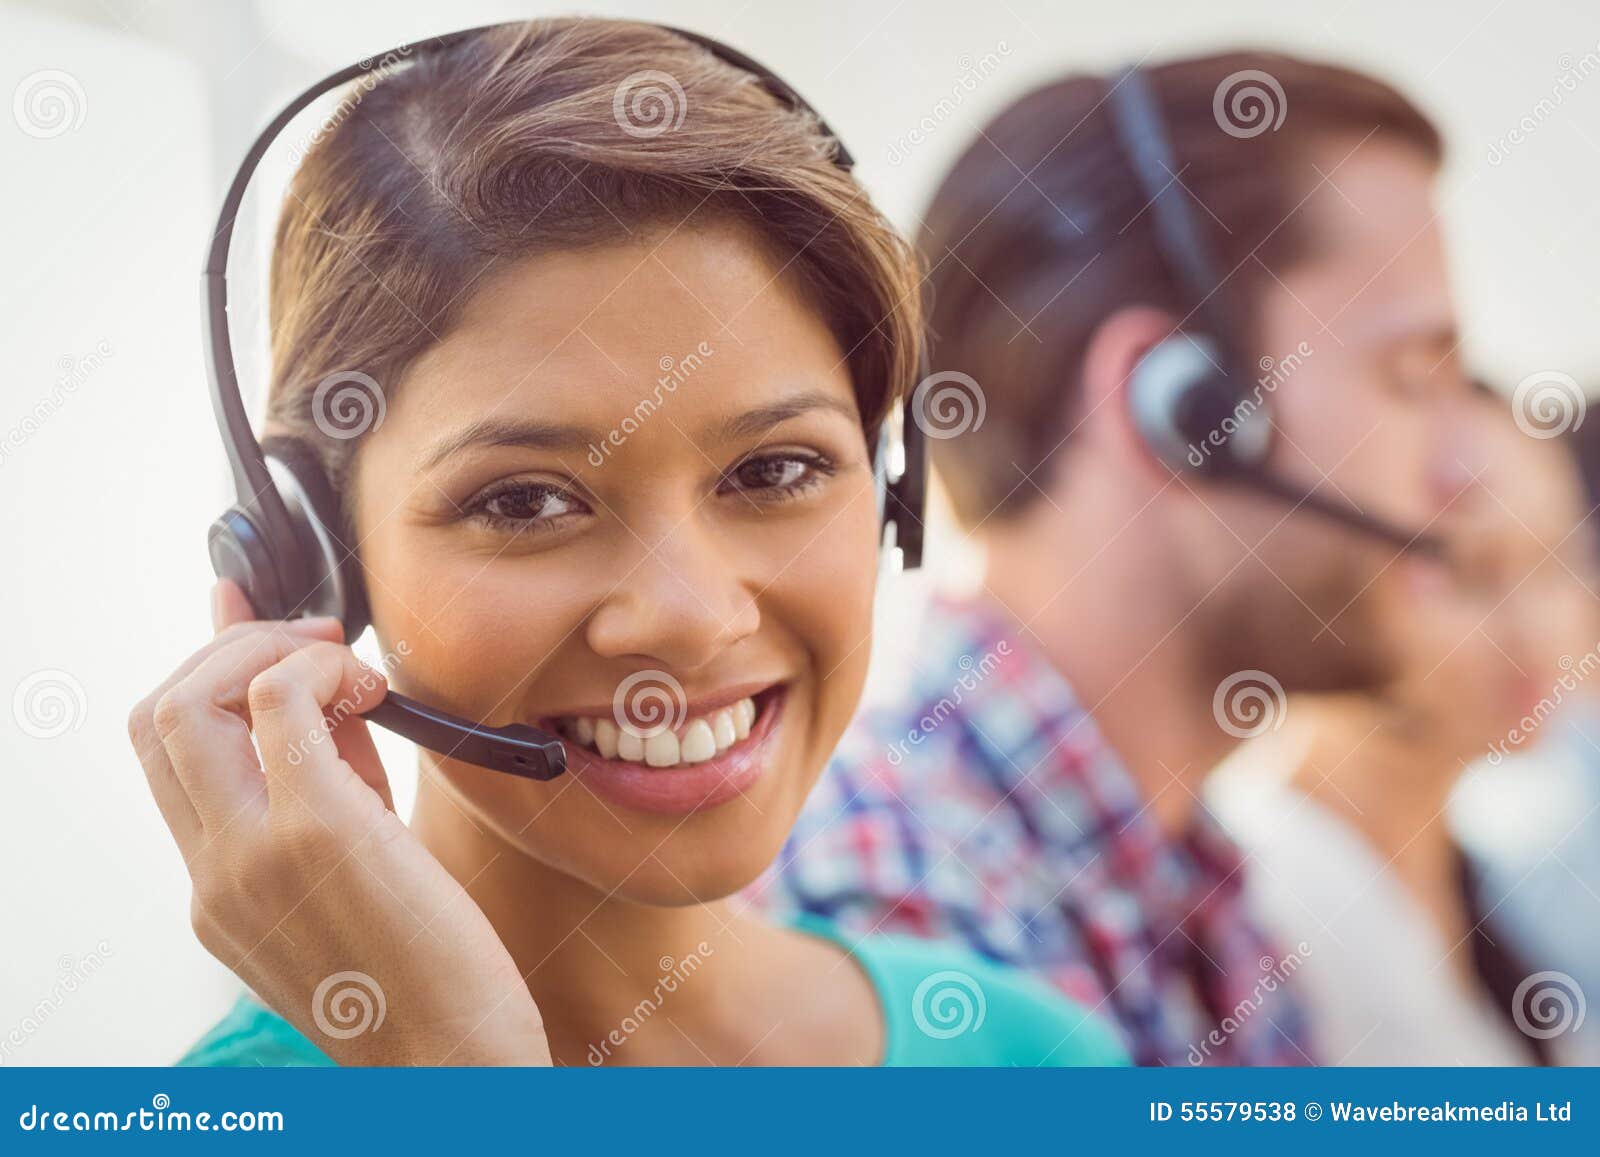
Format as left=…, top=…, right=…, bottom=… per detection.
left=562, top=695, right=761, bottom=767
left=644, top=730, right=680, bottom=768
left=594, top=718, right=620, bottom=759
left=711, top=709, right=737, bottom=751
left=680, top=719, right=717, bottom=763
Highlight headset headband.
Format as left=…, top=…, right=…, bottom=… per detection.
left=1105, top=66, right=1243, bottom=368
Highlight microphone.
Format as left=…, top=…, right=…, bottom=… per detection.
left=365, top=692, right=568, bottom=781
left=1231, top=468, right=1445, bottom=558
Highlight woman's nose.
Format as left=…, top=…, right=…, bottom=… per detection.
left=584, top=516, right=761, bottom=671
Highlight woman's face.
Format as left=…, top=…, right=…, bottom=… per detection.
left=350, top=218, right=881, bottom=904
left=1392, top=404, right=1595, bottom=752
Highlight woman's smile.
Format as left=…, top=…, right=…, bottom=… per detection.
left=547, top=683, right=790, bottom=815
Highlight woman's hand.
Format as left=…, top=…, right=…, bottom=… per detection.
left=127, top=581, right=550, bottom=1066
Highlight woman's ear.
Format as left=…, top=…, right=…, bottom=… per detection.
left=1079, top=305, right=1184, bottom=471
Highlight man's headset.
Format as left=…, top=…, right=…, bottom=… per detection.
left=1106, top=65, right=1442, bottom=557
left=202, top=22, right=927, bottom=784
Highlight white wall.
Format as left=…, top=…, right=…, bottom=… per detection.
left=3, top=0, right=1596, bottom=1063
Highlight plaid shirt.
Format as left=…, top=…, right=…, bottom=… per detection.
left=753, top=596, right=1315, bottom=1066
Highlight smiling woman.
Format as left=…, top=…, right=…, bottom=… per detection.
left=127, top=17, right=1127, bottom=1068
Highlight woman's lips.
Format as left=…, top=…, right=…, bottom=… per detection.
left=555, top=687, right=786, bottom=816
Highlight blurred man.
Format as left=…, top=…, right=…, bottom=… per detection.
left=758, top=53, right=1476, bottom=1065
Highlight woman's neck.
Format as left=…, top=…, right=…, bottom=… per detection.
left=407, top=768, right=876, bottom=1066
left=1289, top=696, right=1475, bottom=970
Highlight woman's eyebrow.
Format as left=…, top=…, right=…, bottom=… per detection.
left=712, top=389, right=859, bottom=443
left=422, top=417, right=602, bottom=469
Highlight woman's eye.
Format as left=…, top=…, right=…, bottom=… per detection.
left=720, top=452, right=834, bottom=498
left=471, top=482, right=588, bottom=529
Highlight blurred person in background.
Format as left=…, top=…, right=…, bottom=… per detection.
left=755, top=54, right=1476, bottom=1065
left=1452, top=400, right=1600, bottom=1065
left=1214, top=393, right=1584, bottom=1065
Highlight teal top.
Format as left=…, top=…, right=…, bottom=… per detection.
left=179, top=916, right=1128, bottom=1068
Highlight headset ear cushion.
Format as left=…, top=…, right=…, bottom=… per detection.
left=259, top=435, right=371, bottom=637
left=1127, top=335, right=1272, bottom=475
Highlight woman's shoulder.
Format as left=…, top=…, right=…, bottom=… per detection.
left=791, top=915, right=1129, bottom=1067
left=177, top=994, right=332, bottom=1067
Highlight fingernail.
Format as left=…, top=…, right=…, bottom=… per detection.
left=288, top=616, right=342, bottom=633
left=209, top=584, right=224, bottom=634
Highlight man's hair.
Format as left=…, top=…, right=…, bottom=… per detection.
left=267, top=18, right=923, bottom=491
left=918, top=51, right=1442, bottom=526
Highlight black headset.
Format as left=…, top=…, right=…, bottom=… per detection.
left=1106, top=66, right=1442, bottom=557
left=202, top=22, right=927, bottom=783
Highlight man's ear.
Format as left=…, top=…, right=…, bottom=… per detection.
left=1080, top=305, right=1181, bottom=468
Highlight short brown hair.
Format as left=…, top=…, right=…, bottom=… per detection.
left=919, top=51, right=1442, bottom=525
left=266, top=18, right=922, bottom=491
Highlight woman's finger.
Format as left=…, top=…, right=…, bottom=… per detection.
left=247, top=641, right=392, bottom=828
left=212, top=578, right=259, bottom=635
left=150, top=621, right=345, bottom=834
